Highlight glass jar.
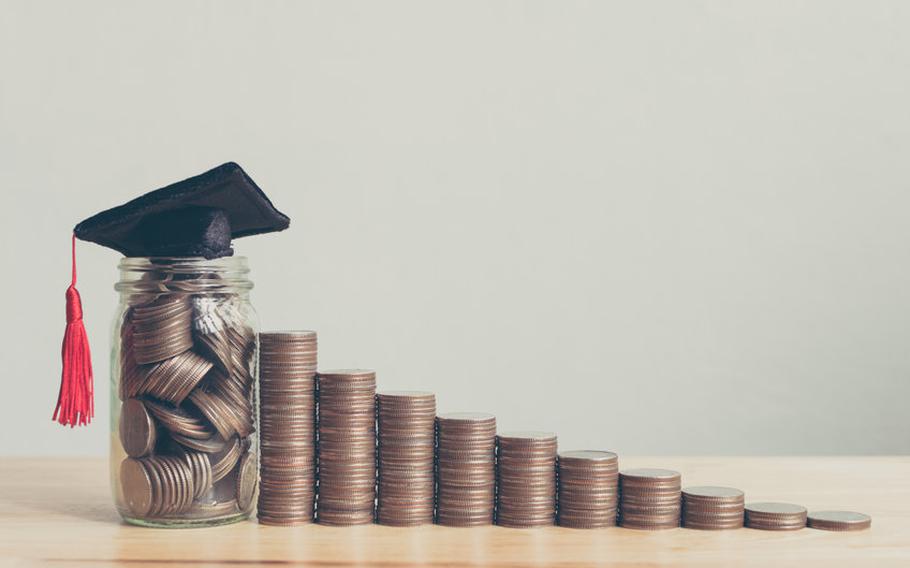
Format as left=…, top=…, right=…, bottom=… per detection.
left=110, top=257, right=259, bottom=528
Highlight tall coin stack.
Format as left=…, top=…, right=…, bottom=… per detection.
left=745, top=502, right=807, bottom=531
left=682, top=486, right=744, bottom=530
left=436, top=412, right=497, bottom=527
left=376, top=391, right=437, bottom=526
left=257, top=331, right=318, bottom=525
left=557, top=450, right=619, bottom=528
left=619, top=468, right=681, bottom=530
left=316, top=369, right=377, bottom=526
left=496, top=431, right=557, bottom=528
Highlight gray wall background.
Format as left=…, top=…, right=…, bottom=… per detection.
left=2, top=1, right=908, bottom=457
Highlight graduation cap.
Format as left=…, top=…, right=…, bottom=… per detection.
left=54, top=162, right=290, bottom=427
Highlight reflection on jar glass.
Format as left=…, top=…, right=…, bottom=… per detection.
left=111, top=256, right=258, bottom=528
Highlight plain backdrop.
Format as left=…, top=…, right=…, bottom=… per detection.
left=1, top=1, right=909, bottom=457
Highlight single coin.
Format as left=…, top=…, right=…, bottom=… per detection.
left=621, top=468, right=681, bottom=482
left=745, top=502, right=807, bottom=516
left=559, top=450, right=618, bottom=462
left=437, top=412, right=496, bottom=422
left=236, top=452, right=258, bottom=511
left=683, top=486, right=744, bottom=500
left=120, top=458, right=154, bottom=516
left=119, top=399, right=157, bottom=457
left=498, top=430, right=557, bottom=441
left=807, top=510, right=871, bottom=531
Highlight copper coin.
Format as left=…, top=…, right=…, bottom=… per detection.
left=683, top=486, right=744, bottom=501
left=119, top=399, right=157, bottom=458
left=120, top=458, right=154, bottom=516
left=236, top=452, right=258, bottom=511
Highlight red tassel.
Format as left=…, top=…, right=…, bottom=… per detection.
left=53, top=233, right=94, bottom=427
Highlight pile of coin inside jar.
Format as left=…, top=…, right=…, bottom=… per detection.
left=117, top=275, right=257, bottom=524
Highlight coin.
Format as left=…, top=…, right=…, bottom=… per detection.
left=120, top=458, right=154, bottom=516
left=236, top=452, right=258, bottom=512
left=119, top=399, right=157, bottom=458
left=807, top=510, right=871, bottom=531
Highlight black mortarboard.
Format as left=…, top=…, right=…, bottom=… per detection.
left=74, top=162, right=290, bottom=259
left=55, top=162, right=290, bottom=428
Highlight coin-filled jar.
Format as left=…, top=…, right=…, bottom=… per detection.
left=111, top=257, right=259, bottom=527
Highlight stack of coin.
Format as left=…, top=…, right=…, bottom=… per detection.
left=120, top=456, right=197, bottom=517
left=745, top=502, right=807, bottom=531
left=376, top=391, right=437, bottom=526
left=807, top=510, right=871, bottom=531
left=619, top=468, right=681, bottom=530
left=436, top=412, right=497, bottom=527
left=682, top=486, right=744, bottom=530
left=496, top=431, right=557, bottom=528
left=316, top=369, right=377, bottom=526
left=557, top=450, right=619, bottom=529
left=257, top=331, right=318, bottom=525
left=131, top=296, right=194, bottom=364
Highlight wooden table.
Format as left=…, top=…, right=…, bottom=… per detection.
left=1, top=457, right=907, bottom=567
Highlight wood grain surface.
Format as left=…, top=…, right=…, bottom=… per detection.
left=1, top=457, right=907, bottom=567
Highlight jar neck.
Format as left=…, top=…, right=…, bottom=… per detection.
left=114, top=256, right=253, bottom=298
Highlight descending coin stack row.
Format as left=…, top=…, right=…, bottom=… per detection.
left=496, top=431, right=558, bottom=528
left=116, top=277, right=257, bottom=523
left=376, top=391, right=437, bottom=526
left=316, top=369, right=377, bottom=526
left=435, top=412, right=497, bottom=527
left=744, top=502, right=808, bottom=531
left=557, top=450, right=619, bottom=529
left=257, top=331, right=318, bottom=525
left=681, top=486, right=745, bottom=530
left=619, top=468, right=682, bottom=530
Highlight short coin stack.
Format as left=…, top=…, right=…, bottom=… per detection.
left=619, top=468, right=681, bottom=530
left=316, top=369, right=377, bottom=526
left=807, top=510, right=871, bottom=531
left=557, top=450, right=619, bottom=528
left=376, top=391, right=437, bottom=526
left=496, top=431, right=557, bottom=528
left=681, top=486, right=744, bottom=530
left=436, top=412, right=497, bottom=527
left=257, top=331, right=318, bottom=525
left=745, top=502, right=807, bottom=531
